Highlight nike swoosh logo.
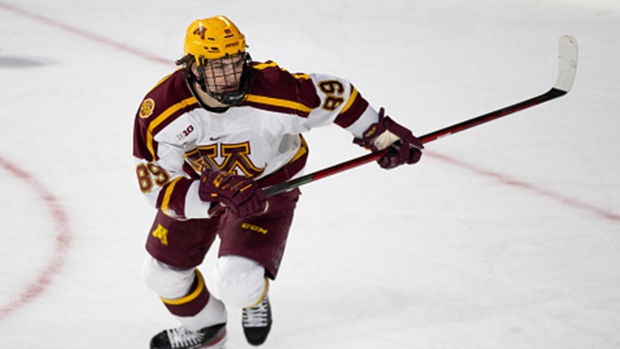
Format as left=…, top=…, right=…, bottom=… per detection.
left=210, top=136, right=226, bottom=141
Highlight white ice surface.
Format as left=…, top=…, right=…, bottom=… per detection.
left=1, top=0, right=619, bottom=348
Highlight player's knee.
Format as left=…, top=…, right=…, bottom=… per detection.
left=142, top=256, right=196, bottom=299
left=211, top=255, right=267, bottom=308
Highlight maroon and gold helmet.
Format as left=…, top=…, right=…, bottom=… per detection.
left=183, top=15, right=247, bottom=64
left=181, top=15, right=252, bottom=106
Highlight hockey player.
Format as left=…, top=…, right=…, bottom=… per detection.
left=133, top=15, right=423, bottom=349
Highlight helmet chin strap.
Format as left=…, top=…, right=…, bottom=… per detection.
left=213, top=88, right=246, bottom=106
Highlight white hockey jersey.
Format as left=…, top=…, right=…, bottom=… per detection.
left=133, top=61, right=379, bottom=220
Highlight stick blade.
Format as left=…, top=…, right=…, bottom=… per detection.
left=554, top=35, right=578, bottom=92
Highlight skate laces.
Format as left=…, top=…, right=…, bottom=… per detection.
left=243, top=295, right=270, bottom=327
left=165, top=327, right=203, bottom=348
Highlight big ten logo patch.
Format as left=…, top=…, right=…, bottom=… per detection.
left=152, top=224, right=169, bottom=246
left=241, top=223, right=268, bottom=235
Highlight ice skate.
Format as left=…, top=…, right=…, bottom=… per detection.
left=242, top=293, right=272, bottom=346
left=150, top=323, right=226, bottom=349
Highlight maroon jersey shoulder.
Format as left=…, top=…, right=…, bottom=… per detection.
left=135, top=69, right=198, bottom=122
left=133, top=69, right=200, bottom=161
left=242, top=61, right=321, bottom=117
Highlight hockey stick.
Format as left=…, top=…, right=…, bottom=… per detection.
left=263, top=35, right=578, bottom=197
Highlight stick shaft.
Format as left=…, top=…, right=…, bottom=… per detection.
left=263, top=88, right=566, bottom=197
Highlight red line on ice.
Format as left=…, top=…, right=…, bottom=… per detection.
left=0, top=156, right=72, bottom=320
left=0, top=1, right=171, bottom=66
left=428, top=151, right=620, bottom=223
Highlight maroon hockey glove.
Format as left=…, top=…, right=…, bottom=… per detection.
left=353, top=108, right=424, bottom=169
left=199, top=170, right=267, bottom=219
